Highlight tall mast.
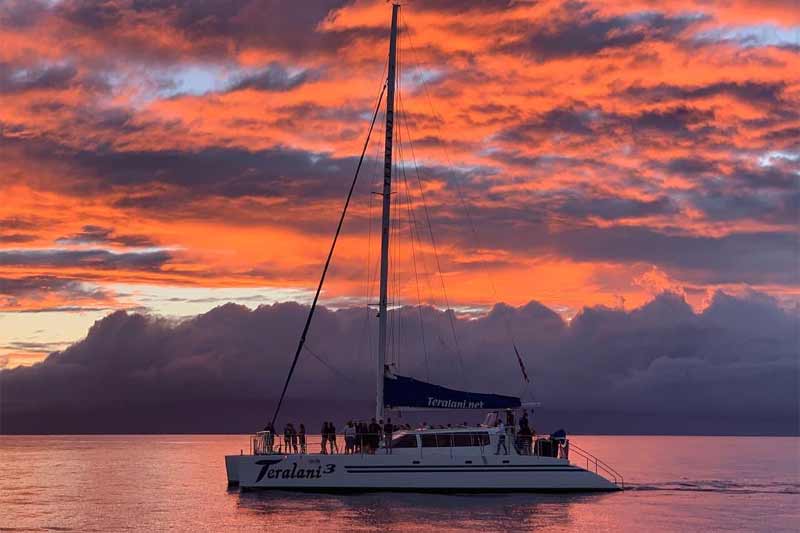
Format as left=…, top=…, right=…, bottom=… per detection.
left=377, top=3, right=399, bottom=421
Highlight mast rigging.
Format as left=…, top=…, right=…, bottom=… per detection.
left=376, top=2, right=400, bottom=421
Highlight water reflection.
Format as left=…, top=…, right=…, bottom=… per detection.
left=236, top=490, right=613, bottom=531
left=1, top=435, right=797, bottom=533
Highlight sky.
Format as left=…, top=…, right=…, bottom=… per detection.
left=0, top=0, right=798, bottom=433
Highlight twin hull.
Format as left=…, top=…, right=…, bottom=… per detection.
left=226, top=453, right=618, bottom=492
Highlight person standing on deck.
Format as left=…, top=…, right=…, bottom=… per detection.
left=329, top=422, right=339, bottom=454
left=283, top=424, right=291, bottom=454
left=320, top=422, right=329, bottom=454
left=263, top=422, right=275, bottom=453
left=356, top=422, right=366, bottom=453
left=383, top=418, right=394, bottom=454
left=299, top=424, right=307, bottom=454
left=289, top=423, right=298, bottom=453
left=495, top=420, right=508, bottom=455
left=519, top=411, right=532, bottom=455
left=368, top=418, right=381, bottom=454
left=344, top=421, right=356, bottom=454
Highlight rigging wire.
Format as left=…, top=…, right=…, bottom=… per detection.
left=398, top=125, right=432, bottom=381
left=270, top=81, right=387, bottom=427
left=400, top=10, right=531, bottom=388
left=355, top=52, right=389, bottom=373
left=393, top=79, right=428, bottom=380
left=356, top=94, right=386, bottom=370
left=303, top=343, right=359, bottom=386
left=396, top=76, right=468, bottom=389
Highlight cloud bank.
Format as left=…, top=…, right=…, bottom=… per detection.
left=2, top=291, right=796, bottom=435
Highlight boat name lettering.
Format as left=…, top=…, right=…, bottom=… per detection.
left=256, top=460, right=335, bottom=482
left=426, top=396, right=484, bottom=409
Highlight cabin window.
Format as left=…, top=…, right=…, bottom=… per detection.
left=452, top=433, right=473, bottom=447
left=450, top=433, right=489, bottom=446
left=420, top=432, right=489, bottom=447
left=420, top=434, right=437, bottom=447
left=391, top=434, right=419, bottom=448
left=471, top=433, right=490, bottom=446
left=420, top=434, right=452, bottom=447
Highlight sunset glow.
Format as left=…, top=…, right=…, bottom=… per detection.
left=1, top=0, right=798, bottom=368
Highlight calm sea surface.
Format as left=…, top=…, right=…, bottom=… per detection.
left=1, top=435, right=797, bottom=532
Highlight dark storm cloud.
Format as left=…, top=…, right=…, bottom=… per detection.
left=273, top=102, right=373, bottom=126
left=0, top=248, right=171, bottom=271
left=0, top=234, right=37, bottom=244
left=556, top=193, right=677, bottom=220
left=497, top=104, right=599, bottom=142
left=74, top=146, right=359, bottom=198
left=498, top=104, right=714, bottom=142
left=731, top=164, right=799, bottom=191
left=413, top=0, right=514, bottom=13
left=227, top=64, right=320, bottom=92
left=56, top=225, right=157, bottom=247
left=632, top=106, right=714, bottom=135
left=554, top=227, right=798, bottom=285
left=0, top=217, right=51, bottom=243
left=0, top=0, right=49, bottom=28
left=622, top=81, right=787, bottom=106
left=500, top=9, right=706, bottom=60
left=0, top=216, right=43, bottom=230
left=0, top=275, right=111, bottom=309
left=0, top=126, right=366, bottom=201
left=0, top=62, right=78, bottom=94
left=429, top=203, right=795, bottom=286
left=1, top=292, right=796, bottom=434
left=688, top=188, right=799, bottom=226
left=661, top=157, right=718, bottom=176
left=762, top=127, right=800, bottom=147
left=49, top=0, right=382, bottom=61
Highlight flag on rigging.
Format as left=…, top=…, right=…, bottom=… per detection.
left=513, top=343, right=530, bottom=383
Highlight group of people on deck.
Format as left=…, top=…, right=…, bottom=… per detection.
left=343, top=418, right=395, bottom=454
left=259, top=422, right=308, bottom=454
left=262, top=409, right=537, bottom=456
left=263, top=418, right=410, bottom=455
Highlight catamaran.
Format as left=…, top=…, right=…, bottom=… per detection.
left=225, top=3, right=623, bottom=492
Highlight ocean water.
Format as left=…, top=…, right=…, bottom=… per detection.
left=0, top=435, right=797, bottom=532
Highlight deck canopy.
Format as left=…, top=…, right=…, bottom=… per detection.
left=384, top=374, right=521, bottom=410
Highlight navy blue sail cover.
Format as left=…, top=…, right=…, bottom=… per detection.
left=384, top=374, right=521, bottom=410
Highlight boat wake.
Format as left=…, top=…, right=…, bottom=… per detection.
left=627, top=480, right=800, bottom=495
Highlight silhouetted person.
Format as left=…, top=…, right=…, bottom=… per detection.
left=329, top=422, right=339, bottom=454
left=383, top=418, right=394, bottom=454
left=495, top=420, right=507, bottom=455
left=368, top=418, right=381, bottom=453
left=263, top=422, right=275, bottom=453
left=344, top=421, right=356, bottom=454
left=289, top=423, right=299, bottom=453
left=320, top=422, right=329, bottom=454
left=354, top=422, right=363, bottom=453
left=283, top=424, right=291, bottom=454
left=299, top=424, right=307, bottom=454
left=519, top=411, right=532, bottom=454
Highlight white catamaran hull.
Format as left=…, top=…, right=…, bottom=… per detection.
left=226, top=453, right=618, bottom=492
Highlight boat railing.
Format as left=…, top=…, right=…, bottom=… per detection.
left=251, top=430, right=497, bottom=456
left=251, top=431, right=608, bottom=466
left=567, top=441, right=625, bottom=489
left=251, top=431, right=408, bottom=456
